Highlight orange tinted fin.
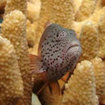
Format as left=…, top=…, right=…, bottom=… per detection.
left=29, top=54, right=47, bottom=81
left=61, top=72, right=74, bottom=94
left=49, top=81, right=61, bottom=95
left=29, top=54, right=42, bottom=72
left=61, top=72, right=70, bottom=83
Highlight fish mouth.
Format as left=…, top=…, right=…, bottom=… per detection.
left=66, top=41, right=81, bottom=53
left=66, top=43, right=80, bottom=53
left=64, top=41, right=82, bottom=59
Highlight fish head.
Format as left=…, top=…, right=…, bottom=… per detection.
left=39, top=23, right=82, bottom=81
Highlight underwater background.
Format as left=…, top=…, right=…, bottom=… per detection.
left=0, top=0, right=105, bottom=105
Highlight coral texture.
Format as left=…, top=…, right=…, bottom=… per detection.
left=27, top=0, right=41, bottom=22
left=98, top=12, right=105, bottom=58
left=26, top=0, right=41, bottom=49
left=61, top=60, right=99, bottom=105
left=91, top=57, right=105, bottom=104
left=26, top=20, right=36, bottom=47
left=1, top=0, right=105, bottom=105
left=49, top=0, right=74, bottom=29
left=1, top=10, right=32, bottom=105
left=80, top=22, right=99, bottom=60
left=5, top=0, right=27, bottom=15
left=75, top=0, right=97, bottom=21
left=33, top=0, right=51, bottom=54
left=0, top=36, right=23, bottom=105
left=90, top=7, right=105, bottom=24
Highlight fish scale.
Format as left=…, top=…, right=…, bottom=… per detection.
left=30, top=23, right=82, bottom=94
left=38, top=23, right=82, bottom=81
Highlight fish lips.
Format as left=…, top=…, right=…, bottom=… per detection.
left=65, top=41, right=82, bottom=60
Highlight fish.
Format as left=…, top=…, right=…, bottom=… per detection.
left=30, top=23, right=82, bottom=94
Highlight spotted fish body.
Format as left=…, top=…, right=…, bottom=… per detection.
left=38, top=23, right=82, bottom=81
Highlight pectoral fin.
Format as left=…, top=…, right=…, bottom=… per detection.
left=29, top=54, right=47, bottom=81
left=61, top=72, right=70, bottom=83
left=49, top=81, right=61, bottom=95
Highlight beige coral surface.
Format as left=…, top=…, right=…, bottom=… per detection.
left=1, top=0, right=105, bottom=105
left=0, top=36, right=23, bottom=105
left=91, top=57, right=105, bottom=104
left=80, top=22, right=99, bottom=61
left=5, top=0, right=27, bottom=15
left=1, top=10, right=32, bottom=105
left=62, top=60, right=99, bottom=105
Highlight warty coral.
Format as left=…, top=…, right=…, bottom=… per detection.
left=0, top=36, right=23, bottom=105
left=61, top=60, right=99, bottom=105
left=75, top=0, right=97, bottom=21
left=80, top=22, right=99, bottom=61
left=1, top=10, right=32, bottom=105
left=91, top=57, right=105, bottom=104
left=98, top=12, right=105, bottom=58
left=5, top=0, right=27, bottom=15
left=33, top=0, right=51, bottom=54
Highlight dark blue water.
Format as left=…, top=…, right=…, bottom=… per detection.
left=0, top=19, right=3, bottom=23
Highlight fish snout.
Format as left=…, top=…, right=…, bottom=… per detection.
left=65, top=41, right=82, bottom=59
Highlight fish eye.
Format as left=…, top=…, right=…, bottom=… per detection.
left=56, top=31, right=67, bottom=41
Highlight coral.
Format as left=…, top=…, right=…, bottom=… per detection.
left=26, top=0, right=41, bottom=49
left=73, top=0, right=82, bottom=13
left=75, top=0, right=97, bottom=21
left=49, top=0, right=74, bottom=29
left=34, top=0, right=75, bottom=54
left=72, top=21, right=86, bottom=38
left=61, top=60, right=99, bottom=105
left=5, top=0, right=27, bottom=15
left=26, top=20, right=36, bottom=48
left=1, top=10, right=32, bottom=105
left=95, top=0, right=105, bottom=9
left=27, top=0, right=41, bottom=22
left=80, top=22, right=99, bottom=61
left=0, top=36, right=23, bottom=105
left=91, top=57, right=105, bottom=104
left=33, top=0, right=51, bottom=54
left=90, top=7, right=105, bottom=24
left=98, top=12, right=105, bottom=58
left=1, top=0, right=105, bottom=105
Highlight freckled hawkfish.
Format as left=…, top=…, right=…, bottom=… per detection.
left=30, top=23, right=82, bottom=93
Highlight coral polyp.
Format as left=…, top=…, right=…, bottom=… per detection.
left=0, top=36, right=23, bottom=105
left=1, top=0, right=105, bottom=105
